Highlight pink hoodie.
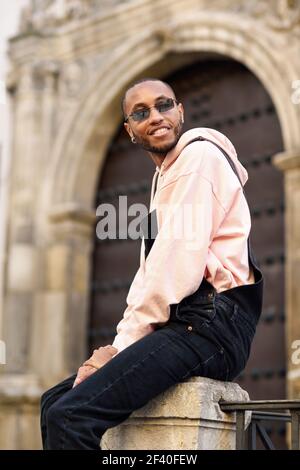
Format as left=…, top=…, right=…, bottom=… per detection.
left=111, top=128, right=255, bottom=354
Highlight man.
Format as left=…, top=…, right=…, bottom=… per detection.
left=40, top=78, right=263, bottom=450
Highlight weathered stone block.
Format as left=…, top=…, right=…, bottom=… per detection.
left=102, top=377, right=250, bottom=450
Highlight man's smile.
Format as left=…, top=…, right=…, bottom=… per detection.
left=149, top=126, right=171, bottom=137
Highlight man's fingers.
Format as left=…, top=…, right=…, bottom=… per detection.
left=73, top=347, right=118, bottom=389
left=72, top=365, right=97, bottom=388
left=104, top=345, right=118, bottom=352
left=73, top=375, right=82, bottom=388
left=73, top=378, right=81, bottom=388
left=91, top=349, right=112, bottom=365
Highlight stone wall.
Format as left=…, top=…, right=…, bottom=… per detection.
left=0, top=0, right=299, bottom=449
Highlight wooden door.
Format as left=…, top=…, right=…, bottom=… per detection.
left=89, top=60, right=286, bottom=447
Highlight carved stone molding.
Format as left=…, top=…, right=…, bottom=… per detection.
left=18, top=0, right=300, bottom=36
left=32, top=60, right=60, bottom=91
left=247, top=0, right=300, bottom=32
left=19, top=0, right=131, bottom=33
left=6, top=61, right=60, bottom=94
left=196, top=0, right=300, bottom=32
left=273, top=150, right=300, bottom=171
left=60, top=59, right=87, bottom=98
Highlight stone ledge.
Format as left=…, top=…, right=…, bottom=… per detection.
left=0, top=373, right=42, bottom=404
left=102, top=377, right=250, bottom=450
left=273, top=150, right=300, bottom=171
left=0, top=374, right=42, bottom=449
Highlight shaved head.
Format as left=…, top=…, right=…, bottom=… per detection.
left=122, top=78, right=184, bottom=160
left=121, top=78, right=176, bottom=118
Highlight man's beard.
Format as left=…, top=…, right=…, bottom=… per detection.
left=133, top=121, right=183, bottom=155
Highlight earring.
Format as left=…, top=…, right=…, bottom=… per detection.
left=181, top=116, right=184, bottom=124
left=131, top=137, right=136, bottom=144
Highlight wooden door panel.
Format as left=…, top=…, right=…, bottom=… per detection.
left=89, top=59, right=286, bottom=447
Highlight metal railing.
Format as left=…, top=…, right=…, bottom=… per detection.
left=219, top=400, right=300, bottom=450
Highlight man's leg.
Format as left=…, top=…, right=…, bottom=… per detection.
left=46, top=324, right=225, bottom=449
left=40, top=374, right=77, bottom=449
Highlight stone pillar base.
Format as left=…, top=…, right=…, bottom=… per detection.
left=0, top=374, right=42, bottom=450
left=102, top=377, right=250, bottom=450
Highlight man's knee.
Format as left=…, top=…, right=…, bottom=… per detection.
left=46, top=399, right=69, bottom=431
left=40, top=375, right=76, bottom=413
left=40, top=387, right=56, bottom=418
left=40, top=387, right=53, bottom=408
left=40, top=382, right=66, bottom=422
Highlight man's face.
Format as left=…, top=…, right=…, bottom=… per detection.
left=124, top=81, right=184, bottom=155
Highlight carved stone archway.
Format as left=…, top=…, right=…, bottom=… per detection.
left=45, top=15, right=299, bottom=215
left=39, top=13, right=300, bottom=395
left=1, top=0, right=300, bottom=449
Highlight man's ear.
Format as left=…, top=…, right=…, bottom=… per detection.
left=178, top=102, right=184, bottom=122
left=124, top=122, right=133, bottom=140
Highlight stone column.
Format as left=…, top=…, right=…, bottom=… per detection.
left=0, top=62, right=61, bottom=448
left=102, top=377, right=250, bottom=450
left=29, top=206, right=96, bottom=389
left=2, top=60, right=60, bottom=375
left=0, top=374, right=41, bottom=450
left=0, top=204, right=95, bottom=449
left=274, top=150, right=300, bottom=399
left=36, top=61, right=60, bottom=162
left=2, top=67, right=43, bottom=375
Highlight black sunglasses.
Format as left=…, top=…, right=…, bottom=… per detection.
left=125, top=98, right=178, bottom=123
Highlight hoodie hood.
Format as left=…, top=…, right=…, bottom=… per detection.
left=162, top=127, right=248, bottom=186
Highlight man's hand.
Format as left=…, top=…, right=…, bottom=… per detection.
left=73, top=345, right=118, bottom=388
left=72, top=365, right=97, bottom=388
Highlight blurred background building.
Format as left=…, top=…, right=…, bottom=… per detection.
left=0, top=0, right=299, bottom=449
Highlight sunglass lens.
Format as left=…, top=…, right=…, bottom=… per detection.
left=132, top=109, right=150, bottom=122
left=130, top=99, right=175, bottom=122
left=157, top=99, right=174, bottom=112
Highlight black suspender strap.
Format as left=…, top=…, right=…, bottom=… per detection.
left=181, top=136, right=260, bottom=270
left=181, top=136, right=244, bottom=190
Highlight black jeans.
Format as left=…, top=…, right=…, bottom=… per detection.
left=40, top=291, right=256, bottom=450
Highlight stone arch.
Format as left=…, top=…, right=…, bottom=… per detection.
left=44, top=13, right=299, bottom=218
left=36, top=12, right=298, bottom=383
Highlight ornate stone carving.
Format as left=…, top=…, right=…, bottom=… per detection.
left=18, top=0, right=300, bottom=36
left=193, top=0, right=300, bottom=32
left=243, top=0, right=300, bottom=31
left=19, top=0, right=87, bottom=32
left=60, top=59, right=87, bottom=98
left=19, top=0, right=131, bottom=33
